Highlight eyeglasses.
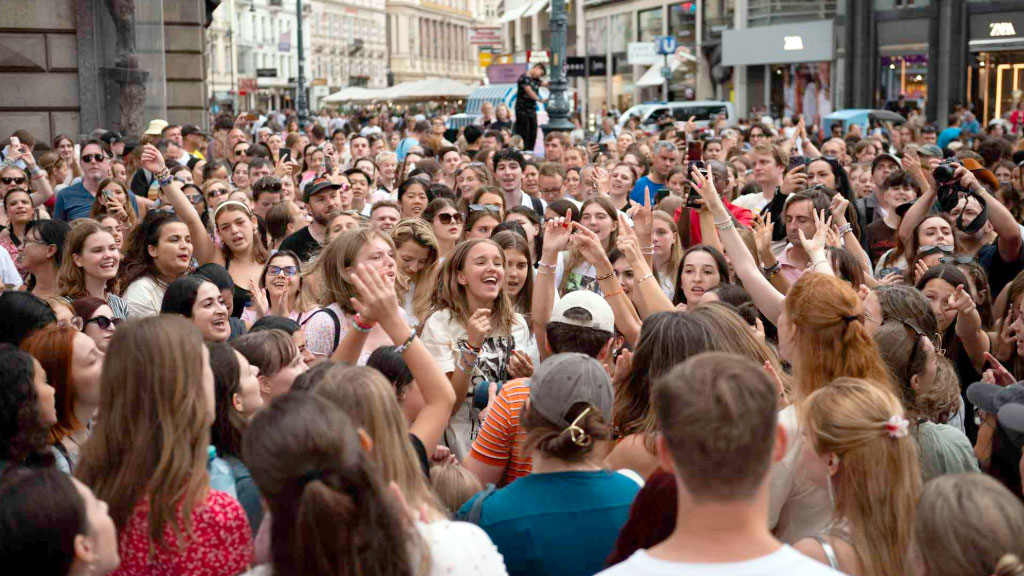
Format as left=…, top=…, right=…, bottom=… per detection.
left=469, top=204, right=501, bottom=214
left=435, top=212, right=464, bottom=225
left=56, top=316, right=84, bottom=331
left=207, top=187, right=228, bottom=198
left=81, top=154, right=107, bottom=164
left=234, top=148, right=250, bottom=156
left=84, top=315, right=121, bottom=331
left=268, top=265, right=299, bottom=277
left=186, top=193, right=203, bottom=204
left=0, top=177, right=25, bottom=185
left=22, top=237, right=48, bottom=247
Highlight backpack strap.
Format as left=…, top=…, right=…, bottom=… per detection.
left=463, top=483, right=498, bottom=525
left=302, top=307, right=342, bottom=352
left=529, top=194, right=544, bottom=220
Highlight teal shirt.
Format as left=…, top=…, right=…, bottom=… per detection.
left=459, top=470, right=641, bottom=576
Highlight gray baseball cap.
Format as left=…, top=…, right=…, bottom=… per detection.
left=918, top=144, right=943, bottom=158
left=529, top=353, right=613, bottom=430
left=966, top=381, right=1024, bottom=415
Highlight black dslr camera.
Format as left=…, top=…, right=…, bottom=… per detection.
left=932, top=159, right=965, bottom=212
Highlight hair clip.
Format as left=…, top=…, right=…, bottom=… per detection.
left=563, top=407, right=593, bottom=447
left=886, top=415, right=910, bottom=439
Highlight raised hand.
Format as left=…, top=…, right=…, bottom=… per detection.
left=780, top=164, right=809, bottom=195
left=628, top=186, right=653, bottom=239
left=983, top=352, right=1016, bottom=387
left=593, top=167, right=611, bottom=196
left=570, top=222, right=612, bottom=267
left=682, top=115, right=697, bottom=134
left=946, top=284, right=977, bottom=317
left=466, top=308, right=492, bottom=349
left=797, top=209, right=832, bottom=256
left=829, top=193, right=850, bottom=228
left=992, top=304, right=1016, bottom=362
left=349, top=262, right=400, bottom=326
left=508, top=350, right=534, bottom=379
left=140, top=144, right=167, bottom=175
left=248, top=278, right=269, bottom=318
left=541, top=216, right=572, bottom=256
left=752, top=212, right=775, bottom=260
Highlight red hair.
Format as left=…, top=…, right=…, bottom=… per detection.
left=21, top=325, right=77, bottom=444
left=785, top=274, right=895, bottom=403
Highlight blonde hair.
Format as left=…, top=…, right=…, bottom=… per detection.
left=89, top=178, right=138, bottom=228
left=390, top=218, right=440, bottom=323
left=428, top=238, right=516, bottom=335
left=429, top=461, right=482, bottom=514
left=314, top=365, right=442, bottom=513
left=913, top=474, right=1024, bottom=576
left=802, top=378, right=921, bottom=576
left=308, top=227, right=396, bottom=315
left=559, top=196, right=619, bottom=296
left=76, top=316, right=210, bottom=549
left=57, top=220, right=115, bottom=300
left=652, top=211, right=682, bottom=285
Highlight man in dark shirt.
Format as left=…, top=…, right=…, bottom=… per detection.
left=278, top=177, right=342, bottom=263
left=514, top=63, right=548, bottom=152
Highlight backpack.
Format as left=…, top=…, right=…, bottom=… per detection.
left=528, top=194, right=544, bottom=220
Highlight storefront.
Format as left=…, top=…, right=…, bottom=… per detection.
left=876, top=17, right=929, bottom=110
left=967, top=10, right=1024, bottom=126
left=721, top=19, right=836, bottom=126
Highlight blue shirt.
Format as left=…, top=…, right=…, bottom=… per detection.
left=937, top=127, right=962, bottom=149
left=395, top=136, right=420, bottom=162
left=459, top=470, right=641, bottom=576
left=53, top=181, right=139, bottom=222
left=630, top=175, right=667, bottom=205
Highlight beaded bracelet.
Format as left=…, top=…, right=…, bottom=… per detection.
left=838, top=223, right=852, bottom=236
left=715, top=220, right=735, bottom=231
left=351, top=314, right=375, bottom=333
left=537, top=261, right=558, bottom=270
left=394, top=332, right=416, bottom=354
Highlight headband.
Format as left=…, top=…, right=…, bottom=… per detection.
left=213, top=199, right=252, bottom=220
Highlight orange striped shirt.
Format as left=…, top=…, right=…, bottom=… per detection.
left=469, top=378, right=533, bottom=486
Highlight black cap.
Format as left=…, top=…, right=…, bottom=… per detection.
left=181, top=125, right=207, bottom=138
left=99, top=131, right=122, bottom=146
left=302, top=177, right=341, bottom=203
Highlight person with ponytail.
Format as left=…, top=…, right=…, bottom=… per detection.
left=794, top=379, right=921, bottom=576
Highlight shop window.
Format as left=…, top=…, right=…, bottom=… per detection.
left=639, top=8, right=662, bottom=43
left=879, top=54, right=927, bottom=109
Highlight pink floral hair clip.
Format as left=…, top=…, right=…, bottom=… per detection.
left=886, top=415, right=910, bottom=439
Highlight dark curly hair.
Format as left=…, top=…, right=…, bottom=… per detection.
left=0, top=344, right=54, bottom=472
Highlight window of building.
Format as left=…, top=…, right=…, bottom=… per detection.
left=638, top=8, right=662, bottom=42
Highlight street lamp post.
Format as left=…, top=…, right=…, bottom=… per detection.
left=296, top=0, right=309, bottom=128
left=542, top=0, right=574, bottom=132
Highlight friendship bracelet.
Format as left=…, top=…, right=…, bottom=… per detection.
left=763, top=262, right=781, bottom=277
left=602, top=288, right=624, bottom=299
left=838, top=223, right=853, bottom=236
left=595, top=270, right=616, bottom=282
left=458, top=341, right=481, bottom=355
left=537, top=261, right=558, bottom=270
left=351, top=317, right=374, bottom=333
left=639, top=272, right=655, bottom=284
left=457, top=355, right=476, bottom=374
left=394, top=332, right=416, bottom=354
left=715, top=220, right=735, bottom=231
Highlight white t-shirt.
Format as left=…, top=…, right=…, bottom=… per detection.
left=419, top=309, right=531, bottom=455
left=732, top=192, right=771, bottom=213
left=0, top=248, right=23, bottom=288
left=122, top=275, right=167, bottom=318
left=597, top=546, right=843, bottom=576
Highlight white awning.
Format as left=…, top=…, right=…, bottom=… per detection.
left=635, top=57, right=680, bottom=87
left=500, top=3, right=531, bottom=22
left=523, top=0, right=548, bottom=17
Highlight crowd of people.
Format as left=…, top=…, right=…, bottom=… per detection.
left=2, top=98, right=1024, bottom=576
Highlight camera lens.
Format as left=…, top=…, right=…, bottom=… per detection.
left=933, top=163, right=955, bottom=183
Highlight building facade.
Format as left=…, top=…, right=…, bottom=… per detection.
left=387, top=0, right=483, bottom=84
left=309, top=0, right=388, bottom=101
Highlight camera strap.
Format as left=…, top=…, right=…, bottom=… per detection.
left=955, top=191, right=989, bottom=235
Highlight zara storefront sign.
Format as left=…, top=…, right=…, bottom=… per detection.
left=722, top=20, right=833, bottom=66
left=991, top=22, right=1017, bottom=37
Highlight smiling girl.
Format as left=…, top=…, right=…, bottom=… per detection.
left=557, top=196, right=619, bottom=296
left=492, top=230, right=534, bottom=320
left=0, top=187, right=35, bottom=278
left=89, top=178, right=138, bottom=233
left=461, top=204, right=501, bottom=242
left=239, top=250, right=317, bottom=326
left=119, top=211, right=194, bottom=317
left=143, top=144, right=269, bottom=319
left=420, top=238, right=530, bottom=454
left=161, top=275, right=232, bottom=343
left=391, top=219, right=440, bottom=325
left=304, top=228, right=406, bottom=364
left=608, top=162, right=638, bottom=212
left=57, top=221, right=127, bottom=318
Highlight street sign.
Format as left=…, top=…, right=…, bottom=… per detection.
left=675, top=45, right=696, bottom=63
left=527, top=50, right=550, bottom=64
left=256, top=68, right=278, bottom=78
left=627, top=42, right=659, bottom=65
left=656, top=35, right=678, bottom=55
left=566, top=56, right=586, bottom=77
left=469, top=27, right=502, bottom=45
left=661, top=66, right=673, bottom=79
left=479, top=47, right=495, bottom=68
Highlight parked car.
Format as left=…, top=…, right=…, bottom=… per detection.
left=616, top=100, right=737, bottom=134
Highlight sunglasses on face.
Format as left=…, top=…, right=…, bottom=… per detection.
left=436, top=212, right=464, bottom=225
left=234, top=148, right=249, bottom=156
left=85, top=315, right=121, bottom=330
left=81, top=154, right=107, bottom=164
left=469, top=204, right=501, bottom=214
left=268, top=265, right=299, bottom=277
left=0, top=177, right=25, bottom=185
left=939, top=256, right=976, bottom=265
left=57, top=316, right=84, bottom=331
left=186, top=193, right=203, bottom=204
left=207, top=188, right=228, bottom=198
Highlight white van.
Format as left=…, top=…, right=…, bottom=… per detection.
left=616, top=100, right=736, bottom=134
